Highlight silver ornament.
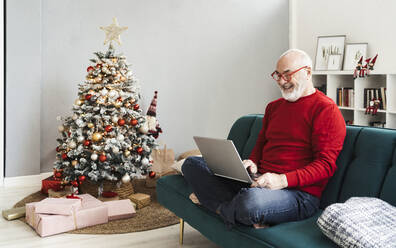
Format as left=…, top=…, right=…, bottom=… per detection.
left=112, top=116, right=119, bottom=123
left=112, top=147, right=120, bottom=153
left=141, top=158, right=149, bottom=166
left=68, top=140, right=77, bottom=149
left=77, top=136, right=85, bottom=142
left=121, top=174, right=131, bottom=184
left=117, top=134, right=125, bottom=141
left=72, top=114, right=78, bottom=120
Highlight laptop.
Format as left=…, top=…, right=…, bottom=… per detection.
left=193, top=136, right=254, bottom=184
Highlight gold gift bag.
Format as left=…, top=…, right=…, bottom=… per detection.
left=151, top=144, right=175, bottom=175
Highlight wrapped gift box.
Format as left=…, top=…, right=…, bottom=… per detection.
left=35, top=198, right=81, bottom=216
left=104, top=199, right=136, bottom=220
left=2, top=207, right=26, bottom=221
left=41, top=176, right=63, bottom=194
left=129, top=193, right=151, bottom=209
left=26, top=194, right=108, bottom=237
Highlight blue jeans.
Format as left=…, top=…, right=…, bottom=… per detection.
left=181, top=156, right=320, bottom=227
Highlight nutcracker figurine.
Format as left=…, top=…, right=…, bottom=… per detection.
left=365, top=98, right=381, bottom=115
left=367, top=54, right=378, bottom=76
left=360, top=58, right=370, bottom=78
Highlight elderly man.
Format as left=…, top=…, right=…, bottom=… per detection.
left=182, top=49, right=346, bottom=228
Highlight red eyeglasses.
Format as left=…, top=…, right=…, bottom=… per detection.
left=271, top=66, right=310, bottom=82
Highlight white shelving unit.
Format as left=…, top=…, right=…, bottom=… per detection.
left=312, top=71, right=396, bottom=129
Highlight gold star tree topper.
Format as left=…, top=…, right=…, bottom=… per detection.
left=100, top=17, right=128, bottom=45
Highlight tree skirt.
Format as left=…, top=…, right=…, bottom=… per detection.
left=13, top=179, right=179, bottom=234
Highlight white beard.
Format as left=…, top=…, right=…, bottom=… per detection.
left=280, top=81, right=307, bottom=102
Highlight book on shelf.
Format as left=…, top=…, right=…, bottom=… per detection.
left=363, top=87, right=386, bottom=110
left=336, top=88, right=354, bottom=108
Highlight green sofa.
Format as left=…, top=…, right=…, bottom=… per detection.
left=157, top=114, right=396, bottom=247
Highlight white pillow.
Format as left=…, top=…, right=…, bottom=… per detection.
left=317, top=197, right=396, bottom=248
left=171, top=155, right=202, bottom=175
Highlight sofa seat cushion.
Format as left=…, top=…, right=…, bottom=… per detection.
left=157, top=175, right=338, bottom=248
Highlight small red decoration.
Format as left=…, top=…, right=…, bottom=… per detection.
left=118, top=119, right=125, bottom=126
left=105, top=125, right=113, bottom=132
left=95, top=64, right=102, bottom=69
left=66, top=194, right=80, bottom=199
left=87, top=66, right=94, bottom=72
left=61, top=153, right=68, bottom=160
left=149, top=171, right=156, bottom=178
left=133, top=104, right=140, bottom=110
left=102, top=191, right=118, bottom=198
left=55, top=172, right=62, bottom=178
left=99, top=154, right=107, bottom=162
left=68, top=131, right=71, bottom=137
left=130, top=119, right=138, bottom=126
left=85, top=94, right=92, bottom=100
left=83, top=140, right=91, bottom=146
left=78, top=175, right=86, bottom=182
left=71, top=181, right=79, bottom=187
left=136, top=147, right=143, bottom=154
left=56, top=146, right=60, bottom=152
left=117, top=97, right=122, bottom=102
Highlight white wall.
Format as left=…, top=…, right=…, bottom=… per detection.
left=0, top=0, right=4, bottom=184
left=6, top=0, right=288, bottom=176
left=291, top=0, right=396, bottom=73
left=5, top=0, right=42, bottom=177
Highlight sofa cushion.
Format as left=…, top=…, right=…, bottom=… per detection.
left=317, top=197, right=396, bottom=248
left=157, top=175, right=338, bottom=248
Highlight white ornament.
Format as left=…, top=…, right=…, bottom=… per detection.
left=101, top=88, right=108, bottom=96
left=77, top=136, right=85, bottom=142
left=58, top=125, right=65, bottom=132
left=112, top=116, right=119, bottom=123
left=75, top=119, right=84, bottom=127
left=121, top=174, right=131, bottom=184
left=112, top=147, right=120, bottom=153
left=72, top=114, right=78, bottom=120
left=91, top=153, right=98, bottom=161
left=68, top=140, right=77, bottom=149
left=108, top=90, right=118, bottom=99
left=141, top=158, right=149, bottom=166
left=117, top=134, right=125, bottom=141
left=138, top=123, right=149, bottom=134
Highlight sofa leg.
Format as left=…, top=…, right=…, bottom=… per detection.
left=179, top=218, right=184, bottom=245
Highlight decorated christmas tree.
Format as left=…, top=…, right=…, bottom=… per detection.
left=53, top=18, right=161, bottom=196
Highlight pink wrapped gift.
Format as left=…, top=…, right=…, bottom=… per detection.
left=26, top=194, right=108, bottom=237
left=104, top=199, right=136, bottom=221
left=35, top=198, right=81, bottom=215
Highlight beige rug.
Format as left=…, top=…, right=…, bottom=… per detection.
left=13, top=179, right=180, bottom=234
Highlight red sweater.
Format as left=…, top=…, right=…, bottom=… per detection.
left=249, top=90, right=346, bottom=198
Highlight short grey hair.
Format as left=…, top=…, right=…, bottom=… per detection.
left=279, top=49, right=313, bottom=68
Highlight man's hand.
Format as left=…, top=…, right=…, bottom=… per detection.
left=251, top=173, right=288, bottom=190
left=242, top=159, right=257, bottom=174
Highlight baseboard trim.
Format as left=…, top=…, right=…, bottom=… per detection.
left=3, top=172, right=52, bottom=187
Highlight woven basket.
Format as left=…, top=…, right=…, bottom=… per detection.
left=80, top=179, right=134, bottom=199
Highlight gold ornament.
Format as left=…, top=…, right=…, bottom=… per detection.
left=75, top=99, right=83, bottom=106
left=120, top=76, right=127, bottom=82
left=124, top=102, right=131, bottom=108
left=124, top=150, right=131, bottom=157
left=112, top=58, right=118, bottom=63
left=87, top=123, right=94, bottom=128
left=114, top=101, right=122, bottom=108
left=71, top=160, right=78, bottom=166
left=92, top=132, right=103, bottom=142
left=100, top=17, right=128, bottom=45
left=130, top=98, right=136, bottom=104
left=128, top=146, right=133, bottom=151
left=88, top=90, right=95, bottom=94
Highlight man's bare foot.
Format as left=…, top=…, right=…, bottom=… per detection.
left=253, top=223, right=269, bottom=229
left=189, top=193, right=201, bottom=205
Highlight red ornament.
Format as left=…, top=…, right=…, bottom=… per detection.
left=85, top=94, right=92, bottom=100
left=87, top=66, right=94, bottom=72
left=149, top=171, right=156, bottom=178
left=56, top=146, right=60, bottom=152
left=72, top=181, right=78, bottom=187
left=117, top=97, right=122, bottom=102
left=136, top=147, right=143, bottom=154
left=133, top=104, right=140, bottom=110
left=95, top=64, right=102, bottom=69
left=78, top=175, right=86, bottom=182
left=105, top=125, right=113, bottom=132
left=83, top=140, right=91, bottom=146
left=118, top=119, right=125, bottom=126
left=130, top=119, right=138, bottom=126
left=55, top=172, right=62, bottom=178
left=61, top=153, right=68, bottom=160
left=68, top=131, right=71, bottom=137
left=99, top=154, right=107, bottom=162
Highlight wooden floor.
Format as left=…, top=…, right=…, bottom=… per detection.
left=0, top=184, right=220, bottom=248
